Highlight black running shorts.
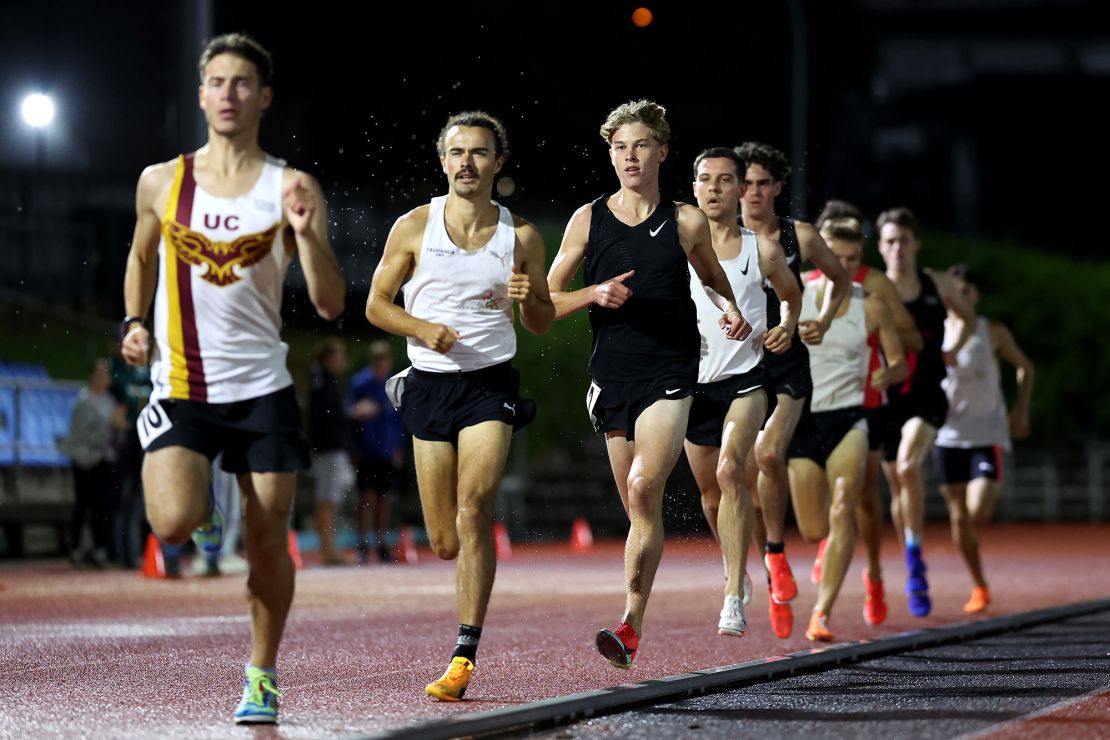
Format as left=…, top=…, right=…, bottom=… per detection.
left=397, top=362, right=534, bottom=446
left=932, top=445, right=1002, bottom=485
left=882, top=388, right=948, bottom=462
left=788, top=406, right=868, bottom=468
left=685, top=366, right=769, bottom=448
left=586, top=376, right=693, bottom=442
left=139, top=385, right=311, bottom=474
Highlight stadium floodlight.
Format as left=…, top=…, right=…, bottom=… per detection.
left=21, top=93, right=55, bottom=129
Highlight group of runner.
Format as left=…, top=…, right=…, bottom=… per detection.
left=118, top=33, right=1034, bottom=723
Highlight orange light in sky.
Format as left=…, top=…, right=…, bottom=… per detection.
left=632, top=7, right=653, bottom=27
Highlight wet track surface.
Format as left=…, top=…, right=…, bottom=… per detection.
left=1, top=523, right=1108, bottom=739
left=525, top=611, right=1110, bottom=739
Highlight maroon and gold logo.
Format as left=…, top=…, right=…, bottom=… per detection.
left=163, top=220, right=279, bottom=287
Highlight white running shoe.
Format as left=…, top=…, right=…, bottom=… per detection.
left=718, top=594, right=747, bottom=637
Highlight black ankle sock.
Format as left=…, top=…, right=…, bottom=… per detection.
left=765, top=541, right=785, bottom=554
left=452, top=624, right=482, bottom=663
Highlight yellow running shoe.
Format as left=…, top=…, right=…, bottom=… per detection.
left=424, top=656, right=475, bottom=701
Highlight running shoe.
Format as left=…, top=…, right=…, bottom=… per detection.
left=805, top=611, right=834, bottom=642
left=718, top=594, right=747, bottom=637
left=863, top=572, right=888, bottom=626
left=234, top=665, right=282, bottom=724
left=769, top=598, right=793, bottom=639
left=964, top=586, right=990, bottom=614
left=764, top=552, right=798, bottom=604
left=904, top=544, right=931, bottom=617
left=596, top=622, right=639, bottom=669
left=810, top=538, right=828, bottom=585
left=424, top=656, right=474, bottom=701
left=191, top=487, right=224, bottom=567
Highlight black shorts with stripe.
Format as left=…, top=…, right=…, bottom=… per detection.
left=787, top=406, right=868, bottom=468
left=685, top=366, right=769, bottom=448
left=932, top=445, right=1003, bottom=485
left=140, top=385, right=311, bottom=474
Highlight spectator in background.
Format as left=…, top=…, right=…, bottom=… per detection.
left=109, top=350, right=151, bottom=569
left=62, top=358, right=127, bottom=567
left=309, top=338, right=355, bottom=565
left=348, top=340, right=406, bottom=564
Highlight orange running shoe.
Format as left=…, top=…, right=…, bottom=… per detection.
left=764, top=552, right=798, bottom=604
left=810, top=538, right=828, bottom=585
left=805, top=611, right=834, bottom=642
left=964, top=586, right=990, bottom=614
left=769, top=597, right=793, bottom=638
left=863, top=573, right=888, bottom=626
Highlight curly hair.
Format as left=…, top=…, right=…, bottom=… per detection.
left=735, top=141, right=792, bottom=182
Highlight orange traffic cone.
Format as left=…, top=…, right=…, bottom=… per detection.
left=393, top=526, right=418, bottom=564
left=493, top=520, right=512, bottom=560
left=569, top=517, right=593, bottom=553
left=287, top=529, right=304, bottom=570
left=140, top=533, right=166, bottom=578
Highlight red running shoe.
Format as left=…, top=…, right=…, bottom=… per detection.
left=769, top=598, right=793, bottom=639
left=764, top=552, right=798, bottom=604
left=596, top=622, right=639, bottom=669
left=863, top=572, right=888, bottom=626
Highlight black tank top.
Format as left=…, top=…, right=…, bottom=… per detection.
left=760, top=217, right=806, bottom=369
left=892, top=270, right=947, bottom=399
left=584, top=197, right=699, bottom=384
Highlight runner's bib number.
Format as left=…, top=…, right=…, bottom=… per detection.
left=136, top=401, right=174, bottom=450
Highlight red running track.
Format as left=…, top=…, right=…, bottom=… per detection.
left=1, top=522, right=1108, bottom=739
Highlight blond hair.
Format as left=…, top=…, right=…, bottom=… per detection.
left=819, top=216, right=864, bottom=243
left=599, top=100, right=670, bottom=144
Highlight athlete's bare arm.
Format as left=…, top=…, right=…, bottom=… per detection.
left=865, top=294, right=908, bottom=389
left=757, top=236, right=798, bottom=355
left=864, top=270, right=923, bottom=353
left=282, top=169, right=345, bottom=320
left=678, top=203, right=750, bottom=340
left=546, top=204, right=634, bottom=319
left=990, top=320, right=1035, bottom=439
left=796, top=221, right=849, bottom=345
left=121, top=161, right=176, bottom=367
left=510, top=217, right=555, bottom=335
left=365, top=207, right=459, bottom=354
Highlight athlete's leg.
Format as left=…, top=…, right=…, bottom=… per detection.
left=605, top=433, right=635, bottom=516
left=619, top=397, right=692, bottom=634
left=881, top=460, right=904, bottom=546
left=968, top=477, right=1002, bottom=524
left=142, top=447, right=211, bottom=545
left=940, top=481, right=987, bottom=589
left=754, top=394, right=805, bottom=545
left=454, top=421, right=513, bottom=628
left=685, top=441, right=722, bottom=541
left=894, top=417, right=937, bottom=542
left=787, top=458, right=830, bottom=545
left=815, top=430, right=868, bottom=618
left=716, top=391, right=766, bottom=598
left=857, top=450, right=885, bottom=582
left=747, top=449, right=767, bottom=552
left=238, top=471, right=296, bottom=669
left=413, top=440, right=461, bottom=560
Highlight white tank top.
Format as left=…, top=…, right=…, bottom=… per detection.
left=937, top=317, right=1011, bottom=450
left=402, top=195, right=517, bottom=372
left=151, top=154, right=293, bottom=404
left=801, top=282, right=868, bottom=412
left=690, top=228, right=766, bottom=383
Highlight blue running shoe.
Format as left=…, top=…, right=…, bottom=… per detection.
left=905, top=544, right=931, bottom=617
left=234, top=665, right=282, bottom=724
left=191, top=485, right=224, bottom=571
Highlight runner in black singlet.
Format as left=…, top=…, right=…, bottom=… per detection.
left=548, top=101, right=749, bottom=669
left=734, top=141, right=850, bottom=639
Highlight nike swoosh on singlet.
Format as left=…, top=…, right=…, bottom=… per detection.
left=649, top=221, right=668, bottom=237
left=740, top=255, right=751, bottom=275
